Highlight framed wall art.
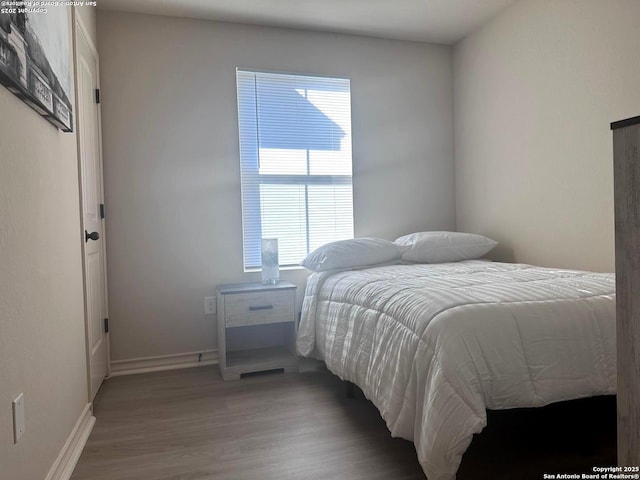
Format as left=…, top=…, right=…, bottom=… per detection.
left=0, top=7, right=73, bottom=131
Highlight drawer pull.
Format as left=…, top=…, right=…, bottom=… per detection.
left=249, top=305, right=273, bottom=311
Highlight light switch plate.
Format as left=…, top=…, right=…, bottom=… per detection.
left=12, top=393, right=25, bottom=443
left=204, top=296, right=216, bottom=315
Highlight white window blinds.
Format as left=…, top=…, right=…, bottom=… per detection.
left=236, top=69, right=354, bottom=269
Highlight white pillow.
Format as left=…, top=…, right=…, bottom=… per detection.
left=394, top=231, right=497, bottom=263
left=300, top=238, right=402, bottom=272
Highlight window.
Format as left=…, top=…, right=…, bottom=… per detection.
left=236, top=69, right=354, bottom=269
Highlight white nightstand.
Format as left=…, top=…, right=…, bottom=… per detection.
left=216, top=281, right=298, bottom=381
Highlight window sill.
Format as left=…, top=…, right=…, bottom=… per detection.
left=244, top=265, right=307, bottom=273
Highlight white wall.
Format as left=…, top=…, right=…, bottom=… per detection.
left=0, top=7, right=96, bottom=479
left=454, top=0, right=640, bottom=272
left=96, top=11, right=455, bottom=362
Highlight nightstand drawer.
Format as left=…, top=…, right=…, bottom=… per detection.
left=224, top=290, right=294, bottom=327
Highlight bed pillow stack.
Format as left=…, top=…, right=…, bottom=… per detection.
left=394, top=231, right=497, bottom=263
left=300, top=232, right=498, bottom=272
left=300, top=238, right=402, bottom=272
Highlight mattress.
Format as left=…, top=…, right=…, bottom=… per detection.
left=296, top=261, right=616, bottom=480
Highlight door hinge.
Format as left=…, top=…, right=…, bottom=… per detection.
left=104, top=318, right=109, bottom=333
left=99, top=203, right=105, bottom=219
left=95, top=88, right=101, bottom=104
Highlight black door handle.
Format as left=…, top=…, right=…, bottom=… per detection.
left=85, top=230, right=100, bottom=242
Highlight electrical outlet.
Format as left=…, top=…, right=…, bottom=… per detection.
left=204, top=296, right=216, bottom=315
left=12, top=393, right=25, bottom=444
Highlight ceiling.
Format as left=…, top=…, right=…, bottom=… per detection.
left=96, top=0, right=515, bottom=45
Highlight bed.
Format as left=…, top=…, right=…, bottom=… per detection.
left=296, top=260, right=616, bottom=480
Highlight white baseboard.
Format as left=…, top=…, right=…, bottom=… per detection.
left=45, top=403, right=95, bottom=480
left=110, top=349, right=218, bottom=376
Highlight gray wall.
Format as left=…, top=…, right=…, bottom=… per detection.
left=96, top=11, right=455, bottom=362
left=454, top=0, right=640, bottom=272
left=0, top=7, right=96, bottom=479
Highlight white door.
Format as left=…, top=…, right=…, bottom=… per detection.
left=75, top=16, right=109, bottom=400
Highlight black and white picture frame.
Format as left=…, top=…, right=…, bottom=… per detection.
left=0, top=8, right=73, bottom=132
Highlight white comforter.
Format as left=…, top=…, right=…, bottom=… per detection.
left=296, top=261, right=616, bottom=479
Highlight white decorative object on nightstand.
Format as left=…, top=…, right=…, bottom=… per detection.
left=216, top=282, right=298, bottom=381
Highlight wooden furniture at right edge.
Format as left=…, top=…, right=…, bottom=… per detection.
left=611, top=114, right=640, bottom=467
